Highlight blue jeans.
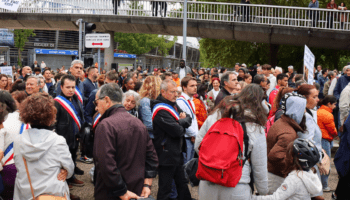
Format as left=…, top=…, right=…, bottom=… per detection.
left=321, top=139, right=333, bottom=189
left=183, top=138, right=195, bottom=165
left=170, top=180, right=178, bottom=198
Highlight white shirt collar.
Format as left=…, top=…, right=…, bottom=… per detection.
left=180, top=92, right=193, bottom=101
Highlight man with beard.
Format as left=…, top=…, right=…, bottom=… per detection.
left=43, top=69, right=54, bottom=93
left=175, top=59, right=191, bottom=80
left=83, top=67, right=99, bottom=106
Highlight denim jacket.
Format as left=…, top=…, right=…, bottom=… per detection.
left=139, top=97, right=154, bottom=138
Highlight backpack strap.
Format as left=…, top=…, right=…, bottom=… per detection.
left=241, top=122, right=251, bottom=167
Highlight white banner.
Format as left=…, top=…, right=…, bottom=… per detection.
left=0, top=0, right=22, bottom=11
left=303, top=45, right=315, bottom=85
left=0, top=66, right=13, bottom=77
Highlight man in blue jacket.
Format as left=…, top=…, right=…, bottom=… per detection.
left=334, top=66, right=350, bottom=100
left=318, top=69, right=328, bottom=99
left=83, top=67, right=99, bottom=106
left=332, top=66, right=350, bottom=131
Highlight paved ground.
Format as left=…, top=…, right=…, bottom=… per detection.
left=72, top=154, right=338, bottom=200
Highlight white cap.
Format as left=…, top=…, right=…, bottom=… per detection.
left=288, top=65, right=294, bottom=69
left=242, top=63, right=247, bottom=67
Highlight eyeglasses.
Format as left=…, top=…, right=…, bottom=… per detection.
left=93, top=96, right=105, bottom=106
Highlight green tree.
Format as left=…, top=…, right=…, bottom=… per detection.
left=14, top=29, right=36, bottom=67
left=198, top=0, right=350, bottom=71
left=114, top=33, right=177, bottom=56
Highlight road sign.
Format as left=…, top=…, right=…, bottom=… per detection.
left=85, top=34, right=110, bottom=48
left=35, top=49, right=78, bottom=56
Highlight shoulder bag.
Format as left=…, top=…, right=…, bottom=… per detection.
left=23, top=157, right=67, bottom=200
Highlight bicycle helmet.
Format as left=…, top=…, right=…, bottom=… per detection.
left=293, top=138, right=320, bottom=171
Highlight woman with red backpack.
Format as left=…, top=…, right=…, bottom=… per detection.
left=194, top=84, right=269, bottom=200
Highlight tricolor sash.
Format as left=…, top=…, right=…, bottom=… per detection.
left=2, top=123, right=29, bottom=166
left=177, top=96, right=195, bottom=118
left=54, top=95, right=82, bottom=130
left=75, top=86, right=83, bottom=105
left=93, top=113, right=101, bottom=129
left=152, top=103, right=179, bottom=121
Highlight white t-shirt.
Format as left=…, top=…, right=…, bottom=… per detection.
left=179, top=68, right=186, bottom=80
left=213, top=89, right=220, bottom=100
left=267, top=74, right=277, bottom=96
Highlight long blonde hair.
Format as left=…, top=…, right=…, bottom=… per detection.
left=139, top=76, right=161, bottom=100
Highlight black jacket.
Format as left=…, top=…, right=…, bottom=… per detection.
left=31, top=64, right=40, bottom=71
left=214, top=87, right=231, bottom=106
left=54, top=93, right=85, bottom=150
left=151, top=94, right=192, bottom=166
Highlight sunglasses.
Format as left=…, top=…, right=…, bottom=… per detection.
left=93, top=96, right=105, bottom=106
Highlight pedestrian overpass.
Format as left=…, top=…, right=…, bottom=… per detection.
left=1, top=0, right=350, bottom=50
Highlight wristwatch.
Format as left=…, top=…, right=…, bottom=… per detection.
left=144, top=184, right=152, bottom=190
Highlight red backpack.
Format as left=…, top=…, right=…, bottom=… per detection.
left=196, top=118, right=249, bottom=187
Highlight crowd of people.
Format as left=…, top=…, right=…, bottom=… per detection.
left=0, top=59, right=350, bottom=200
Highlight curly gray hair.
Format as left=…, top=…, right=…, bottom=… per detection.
left=123, top=90, right=141, bottom=109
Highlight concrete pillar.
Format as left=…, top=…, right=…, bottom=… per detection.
left=55, top=30, right=59, bottom=50
left=104, top=31, right=115, bottom=71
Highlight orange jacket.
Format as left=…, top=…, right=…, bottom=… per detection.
left=173, top=78, right=180, bottom=87
left=317, top=105, right=338, bottom=142
left=193, top=98, right=207, bottom=129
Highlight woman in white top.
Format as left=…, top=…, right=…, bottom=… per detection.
left=195, top=84, right=269, bottom=200
left=13, top=93, right=74, bottom=200
left=206, top=78, right=220, bottom=111
left=0, top=91, right=22, bottom=200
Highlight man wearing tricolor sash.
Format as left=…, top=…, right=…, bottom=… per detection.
left=151, top=79, right=193, bottom=200
left=176, top=76, right=199, bottom=165
left=55, top=60, right=84, bottom=102
left=54, top=74, right=85, bottom=199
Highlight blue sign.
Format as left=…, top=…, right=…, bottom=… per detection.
left=35, top=49, right=78, bottom=56
left=114, top=53, right=136, bottom=58
left=0, top=29, right=14, bottom=47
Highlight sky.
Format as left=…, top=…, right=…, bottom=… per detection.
left=167, top=36, right=200, bottom=49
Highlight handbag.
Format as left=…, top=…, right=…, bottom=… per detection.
left=321, top=149, right=331, bottom=175
left=22, top=157, right=67, bottom=200
left=184, top=158, right=200, bottom=187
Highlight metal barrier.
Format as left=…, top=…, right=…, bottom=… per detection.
left=1, top=0, right=349, bottom=31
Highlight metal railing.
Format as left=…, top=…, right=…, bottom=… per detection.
left=1, top=0, right=349, bottom=31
